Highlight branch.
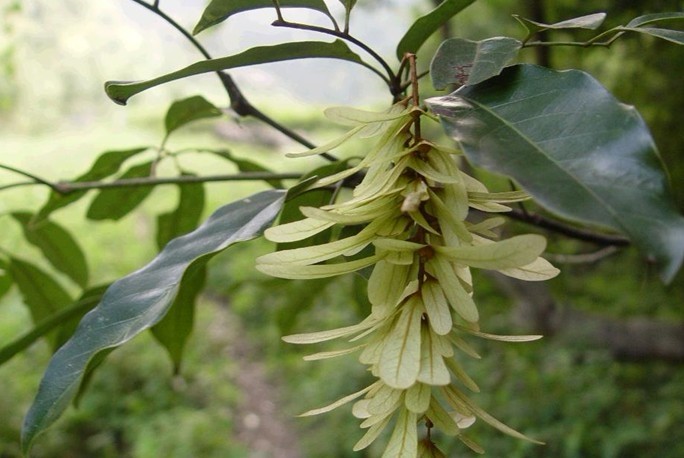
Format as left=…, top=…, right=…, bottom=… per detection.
left=127, top=0, right=330, bottom=158
left=493, top=274, right=684, bottom=363
left=506, top=208, right=630, bottom=247
left=271, top=19, right=401, bottom=95
left=53, top=172, right=303, bottom=194
left=0, top=164, right=61, bottom=192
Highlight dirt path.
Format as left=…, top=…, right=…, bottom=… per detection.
left=207, top=301, right=303, bottom=458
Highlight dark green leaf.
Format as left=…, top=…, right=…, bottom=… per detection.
left=36, top=147, right=149, bottom=221
left=206, top=149, right=284, bottom=188
left=151, top=264, right=206, bottom=374
left=430, top=37, right=521, bottom=90
left=0, top=285, right=107, bottom=366
left=619, top=27, right=684, bottom=45
left=156, top=179, right=205, bottom=250
left=396, top=0, right=476, bottom=60
left=426, top=64, right=684, bottom=283
left=22, top=189, right=286, bottom=453
left=626, top=12, right=684, bottom=28
left=105, top=41, right=368, bottom=106
left=0, top=259, right=12, bottom=301
left=86, top=161, right=154, bottom=221
left=193, top=0, right=333, bottom=35
left=7, top=258, right=74, bottom=349
left=513, top=12, right=606, bottom=34
left=11, top=212, right=89, bottom=288
left=165, top=95, right=222, bottom=138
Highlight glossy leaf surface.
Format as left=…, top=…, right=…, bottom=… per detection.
left=164, top=95, right=222, bottom=138
left=86, top=161, right=154, bottom=221
left=106, top=41, right=368, bottom=105
left=11, top=212, right=89, bottom=288
left=36, top=147, right=149, bottom=221
left=430, top=37, right=521, bottom=90
left=396, top=0, right=476, bottom=60
left=22, top=190, right=286, bottom=453
left=427, top=64, right=684, bottom=282
left=193, top=0, right=332, bottom=35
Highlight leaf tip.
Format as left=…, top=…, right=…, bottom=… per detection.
left=104, top=81, right=132, bottom=106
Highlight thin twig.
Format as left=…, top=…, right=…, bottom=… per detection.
left=271, top=19, right=400, bottom=94
left=54, top=172, right=303, bottom=194
left=0, top=164, right=61, bottom=192
left=127, top=0, right=329, bottom=158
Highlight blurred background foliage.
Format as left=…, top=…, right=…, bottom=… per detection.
left=1, top=0, right=683, bottom=457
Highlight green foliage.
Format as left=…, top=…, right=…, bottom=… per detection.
left=427, top=64, right=684, bottom=282
left=22, top=190, right=285, bottom=453
left=1, top=1, right=683, bottom=457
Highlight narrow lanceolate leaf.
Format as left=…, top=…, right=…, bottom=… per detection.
left=7, top=258, right=73, bottom=349
left=434, top=234, right=547, bottom=270
left=513, top=12, right=606, bottom=33
left=378, top=298, right=423, bottom=389
left=106, top=41, right=369, bottom=105
left=36, top=147, right=149, bottom=221
left=11, top=212, right=89, bottom=288
left=156, top=179, right=205, bottom=250
left=396, top=0, right=476, bottom=60
left=430, top=37, right=521, bottom=90
left=193, top=0, right=333, bottom=35
left=151, top=264, right=206, bottom=374
left=427, top=64, right=684, bottom=283
left=164, top=95, right=222, bottom=138
left=382, top=409, right=418, bottom=458
left=86, top=161, right=154, bottom=221
left=21, top=190, right=286, bottom=454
